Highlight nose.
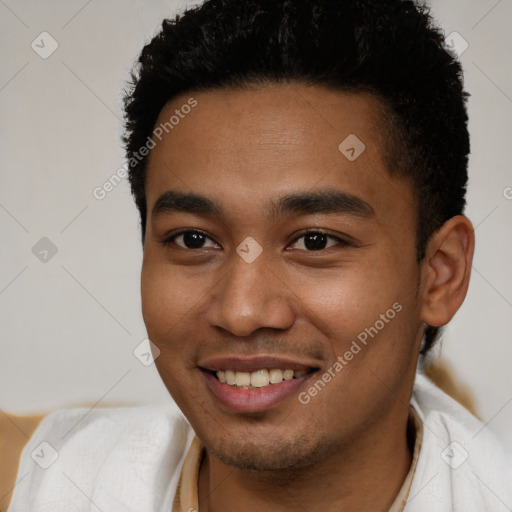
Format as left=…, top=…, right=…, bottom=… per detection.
left=205, top=249, right=295, bottom=337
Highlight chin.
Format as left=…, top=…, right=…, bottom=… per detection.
left=205, top=431, right=333, bottom=473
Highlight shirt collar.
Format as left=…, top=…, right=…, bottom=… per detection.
left=173, top=406, right=423, bottom=512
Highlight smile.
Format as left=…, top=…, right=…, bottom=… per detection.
left=198, top=357, right=320, bottom=413
left=216, top=369, right=308, bottom=389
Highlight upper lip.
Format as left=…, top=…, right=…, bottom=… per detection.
left=198, top=356, right=320, bottom=373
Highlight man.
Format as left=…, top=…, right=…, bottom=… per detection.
left=7, top=0, right=512, bottom=511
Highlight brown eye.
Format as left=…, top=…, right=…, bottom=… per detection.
left=290, top=231, right=348, bottom=251
left=161, top=230, right=220, bottom=250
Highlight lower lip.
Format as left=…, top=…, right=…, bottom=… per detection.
left=202, top=371, right=313, bottom=413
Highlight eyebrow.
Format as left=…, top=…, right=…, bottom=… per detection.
left=151, top=188, right=375, bottom=221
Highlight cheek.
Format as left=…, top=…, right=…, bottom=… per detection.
left=140, top=258, right=197, bottom=344
left=300, top=276, right=418, bottom=413
left=296, top=257, right=419, bottom=362
left=141, top=262, right=205, bottom=402
left=298, top=266, right=398, bottom=329
left=141, top=262, right=168, bottom=337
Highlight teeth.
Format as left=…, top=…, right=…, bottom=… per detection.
left=215, top=368, right=308, bottom=388
left=283, top=369, right=294, bottom=380
left=251, top=369, right=269, bottom=388
left=225, top=370, right=236, bottom=386
left=269, top=369, right=284, bottom=384
left=235, top=371, right=251, bottom=388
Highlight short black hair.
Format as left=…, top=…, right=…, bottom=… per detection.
left=123, top=0, right=470, bottom=356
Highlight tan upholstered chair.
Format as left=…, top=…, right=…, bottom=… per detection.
left=0, top=412, right=45, bottom=511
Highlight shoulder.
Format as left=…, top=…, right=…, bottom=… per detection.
left=408, top=372, right=512, bottom=511
left=6, top=404, right=194, bottom=512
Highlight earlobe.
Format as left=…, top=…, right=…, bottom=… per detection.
left=420, top=215, right=475, bottom=327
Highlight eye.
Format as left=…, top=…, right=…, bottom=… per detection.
left=160, top=229, right=349, bottom=252
left=161, top=230, right=220, bottom=250
left=289, top=230, right=348, bottom=251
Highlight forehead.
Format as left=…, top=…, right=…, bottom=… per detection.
left=144, top=83, right=414, bottom=226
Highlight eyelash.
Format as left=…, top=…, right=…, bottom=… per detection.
left=159, top=229, right=350, bottom=252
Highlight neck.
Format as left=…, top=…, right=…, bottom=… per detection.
left=198, top=406, right=414, bottom=512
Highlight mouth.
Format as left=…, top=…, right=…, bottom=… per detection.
left=210, top=368, right=309, bottom=389
left=199, top=357, right=320, bottom=413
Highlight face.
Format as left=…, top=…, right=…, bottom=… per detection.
left=141, top=84, right=425, bottom=472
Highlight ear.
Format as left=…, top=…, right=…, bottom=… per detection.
left=420, top=215, right=475, bottom=327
